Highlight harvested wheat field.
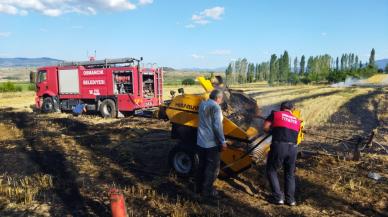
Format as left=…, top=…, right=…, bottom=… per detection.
left=0, top=84, right=387, bottom=217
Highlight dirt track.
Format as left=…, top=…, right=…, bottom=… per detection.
left=0, top=86, right=387, bottom=216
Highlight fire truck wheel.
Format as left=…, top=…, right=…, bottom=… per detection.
left=168, top=144, right=199, bottom=177
left=99, top=99, right=117, bottom=118
left=42, top=97, right=54, bottom=113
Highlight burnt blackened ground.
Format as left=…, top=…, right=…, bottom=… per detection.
left=0, top=87, right=387, bottom=216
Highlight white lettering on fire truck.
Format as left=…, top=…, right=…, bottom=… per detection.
left=83, top=70, right=104, bottom=75
left=83, top=80, right=105, bottom=85
left=89, top=89, right=100, bottom=95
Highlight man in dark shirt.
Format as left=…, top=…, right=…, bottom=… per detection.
left=263, top=101, right=301, bottom=206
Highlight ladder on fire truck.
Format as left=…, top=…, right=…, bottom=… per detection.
left=58, top=57, right=143, bottom=68
left=156, top=69, right=163, bottom=105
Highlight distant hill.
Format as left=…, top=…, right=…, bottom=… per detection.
left=0, top=57, right=62, bottom=67
left=376, top=59, right=388, bottom=69
left=179, top=67, right=226, bottom=72
left=162, top=67, right=176, bottom=71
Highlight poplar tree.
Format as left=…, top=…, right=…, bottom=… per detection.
left=269, top=54, right=277, bottom=84
left=299, top=55, right=305, bottom=75
left=293, top=57, right=298, bottom=74
left=279, top=50, right=290, bottom=82
left=355, top=56, right=359, bottom=69
left=225, top=63, right=233, bottom=83
left=369, top=48, right=376, bottom=67
left=247, top=63, right=255, bottom=83
left=307, top=56, right=314, bottom=74
left=336, top=57, right=339, bottom=71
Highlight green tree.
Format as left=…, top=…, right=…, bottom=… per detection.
left=238, top=58, right=248, bottom=83
left=344, top=54, right=349, bottom=70
left=269, top=54, right=278, bottom=85
left=293, top=57, right=298, bottom=74
left=335, top=57, right=339, bottom=71
left=247, top=63, right=255, bottom=83
left=355, top=55, right=359, bottom=69
left=385, top=63, right=388, bottom=73
left=182, top=78, right=195, bottom=85
left=299, top=55, right=305, bottom=75
left=340, top=55, right=344, bottom=71
left=225, top=63, right=233, bottom=83
left=369, top=48, right=376, bottom=67
left=307, top=56, right=313, bottom=74
left=233, top=59, right=240, bottom=84
left=262, top=62, right=270, bottom=81
left=255, top=63, right=260, bottom=81
left=279, top=50, right=290, bottom=82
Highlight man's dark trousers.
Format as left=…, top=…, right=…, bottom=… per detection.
left=195, top=146, right=220, bottom=194
left=266, top=141, right=297, bottom=202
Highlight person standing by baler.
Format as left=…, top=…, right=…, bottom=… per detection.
left=196, top=89, right=228, bottom=198
left=263, top=101, right=301, bottom=206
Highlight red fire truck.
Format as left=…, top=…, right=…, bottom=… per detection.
left=35, top=57, right=163, bottom=117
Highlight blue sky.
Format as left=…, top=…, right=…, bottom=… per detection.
left=0, top=0, right=387, bottom=68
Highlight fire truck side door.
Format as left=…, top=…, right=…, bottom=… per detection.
left=36, top=70, right=48, bottom=95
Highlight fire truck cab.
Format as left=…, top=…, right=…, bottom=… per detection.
left=35, top=57, right=163, bottom=117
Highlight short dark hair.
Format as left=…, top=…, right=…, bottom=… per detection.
left=209, top=89, right=223, bottom=100
left=280, top=101, right=294, bottom=110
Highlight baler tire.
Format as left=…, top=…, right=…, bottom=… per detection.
left=99, top=99, right=117, bottom=118
left=42, top=97, right=54, bottom=113
left=168, top=145, right=199, bottom=177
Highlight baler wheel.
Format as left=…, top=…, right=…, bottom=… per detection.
left=168, top=144, right=199, bottom=177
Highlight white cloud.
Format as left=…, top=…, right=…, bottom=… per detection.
left=189, top=6, right=224, bottom=26
left=0, top=0, right=145, bottom=16
left=0, top=32, right=11, bottom=38
left=200, top=6, right=224, bottom=20
left=185, top=24, right=195, bottom=29
left=210, top=49, right=231, bottom=56
left=43, top=8, right=62, bottom=16
left=0, top=3, right=27, bottom=15
left=191, top=54, right=205, bottom=59
left=138, top=0, right=153, bottom=5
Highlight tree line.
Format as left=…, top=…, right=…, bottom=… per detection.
left=225, top=48, right=382, bottom=85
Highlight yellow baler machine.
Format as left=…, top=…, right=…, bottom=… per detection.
left=165, top=77, right=304, bottom=176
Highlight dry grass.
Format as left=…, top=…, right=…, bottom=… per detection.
left=0, top=174, right=53, bottom=204
left=0, top=91, right=35, bottom=111
left=365, top=74, right=388, bottom=84
left=123, top=185, right=198, bottom=217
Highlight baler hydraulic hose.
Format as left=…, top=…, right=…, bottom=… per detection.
left=221, top=134, right=271, bottom=170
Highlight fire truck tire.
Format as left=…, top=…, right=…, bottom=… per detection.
left=99, top=99, right=117, bottom=118
left=42, top=97, right=55, bottom=113
left=168, top=144, right=199, bottom=177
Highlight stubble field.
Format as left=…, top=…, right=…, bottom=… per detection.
left=0, top=82, right=387, bottom=216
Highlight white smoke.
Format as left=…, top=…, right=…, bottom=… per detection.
left=331, top=77, right=365, bottom=87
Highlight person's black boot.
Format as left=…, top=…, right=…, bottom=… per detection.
left=286, top=200, right=296, bottom=206
left=268, top=197, right=284, bottom=205
left=202, top=189, right=220, bottom=199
